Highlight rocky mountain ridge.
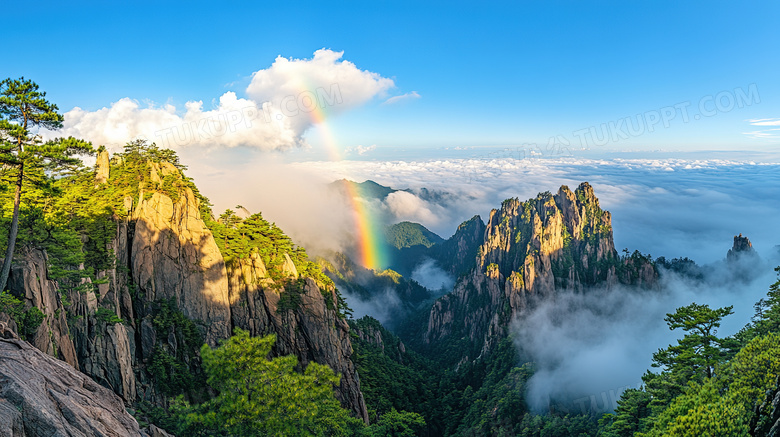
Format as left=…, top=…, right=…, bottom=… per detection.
left=420, top=182, right=657, bottom=366
left=0, top=149, right=368, bottom=427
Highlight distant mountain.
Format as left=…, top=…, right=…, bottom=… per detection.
left=330, top=179, right=401, bottom=200
left=384, top=221, right=444, bottom=250
left=381, top=215, right=485, bottom=279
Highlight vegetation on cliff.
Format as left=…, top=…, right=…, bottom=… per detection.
left=169, top=328, right=425, bottom=437
left=1, top=78, right=363, bottom=433
left=0, top=77, right=93, bottom=291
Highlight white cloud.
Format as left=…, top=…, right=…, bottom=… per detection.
left=411, top=258, right=454, bottom=292
left=743, top=128, right=780, bottom=140
left=743, top=118, right=780, bottom=141
left=246, top=49, right=394, bottom=134
left=383, top=91, right=421, bottom=105
left=48, top=49, right=394, bottom=153
left=345, top=144, right=377, bottom=156
left=384, top=191, right=440, bottom=225
left=183, top=150, right=355, bottom=256
left=517, top=262, right=778, bottom=414
left=748, top=118, right=780, bottom=126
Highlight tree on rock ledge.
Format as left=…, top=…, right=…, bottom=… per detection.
left=172, top=328, right=364, bottom=436
left=0, top=77, right=93, bottom=291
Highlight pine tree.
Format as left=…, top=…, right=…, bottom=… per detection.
left=172, top=329, right=364, bottom=436
left=653, top=303, right=734, bottom=380
left=0, top=77, right=92, bottom=291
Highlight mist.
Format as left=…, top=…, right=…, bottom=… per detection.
left=411, top=258, right=455, bottom=293
left=514, top=252, right=779, bottom=415
left=182, top=152, right=780, bottom=401
left=348, top=287, right=403, bottom=327
left=179, top=148, right=357, bottom=257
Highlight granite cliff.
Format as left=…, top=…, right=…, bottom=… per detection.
left=421, top=183, right=657, bottom=365
left=0, top=148, right=368, bottom=427
left=0, top=324, right=145, bottom=437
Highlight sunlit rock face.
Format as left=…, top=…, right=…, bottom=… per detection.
left=131, top=161, right=232, bottom=345
left=0, top=158, right=369, bottom=421
left=728, top=233, right=756, bottom=260
left=423, top=183, right=657, bottom=366
left=226, top=252, right=368, bottom=422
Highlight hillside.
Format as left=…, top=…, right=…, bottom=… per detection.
left=384, top=221, right=444, bottom=250
left=0, top=142, right=369, bottom=433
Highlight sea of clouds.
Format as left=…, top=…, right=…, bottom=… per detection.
left=291, top=156, right=780, bottom=264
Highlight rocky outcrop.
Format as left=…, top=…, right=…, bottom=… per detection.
left=6, top=247, right=78, bottom=368
left=431, top=215, right=486, bottom=277
left=751, top=375, right=780, bottom=437
left=227, top=252, right=368, bottom=422
left=4, top=157, right=368, bottom=425
left=72, top=319, right=136, bottom=404
left=132, top=162, right=231, bottom=345
left=423, top=183, right=656, bottom=365
left=95, top=148, right=110, bottom=185
left=64, top=219, right=138, bottom=404
left=0, top=335, right=145, bottom=437
left=351, top=318, right=407, bottom=363
left=729, top=233, right=754, bottom=259
left=725, top=234, right=762, bottom=282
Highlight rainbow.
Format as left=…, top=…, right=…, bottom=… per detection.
left=300, top=85, right=388, bottom=270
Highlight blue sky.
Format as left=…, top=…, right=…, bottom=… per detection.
left=4, top=1, right=780, bottom=158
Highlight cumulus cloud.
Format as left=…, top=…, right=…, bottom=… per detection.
left=48, top=49, right=394, bottom=153
left=247, top=49, right=393, bottom=132
left=383, top=91, right=421, bottom=105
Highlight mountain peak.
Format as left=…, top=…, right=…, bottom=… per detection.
left=421, top=183, right=657, bottom=364
left=727, top=233, right=756, bottom=261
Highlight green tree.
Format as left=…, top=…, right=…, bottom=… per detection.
left=751, top=267, right=780, bottom=337
left=173, top=329, right=363, bottom=436
left=599, top=388, right=652, bottom=437
left=720, top=332, right=780, bottom=407
left=361, top=409, right=426, bottom=437
left=653, top=303, right=733, bottom=380
left=643, top=303, right=733, bottom=415
left=0, top=77, right=92, bottom=291
left=639, top=380, right=750, bottom=437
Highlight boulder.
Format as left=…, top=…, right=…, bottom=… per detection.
left=0, top=336, right=145, bottom=437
